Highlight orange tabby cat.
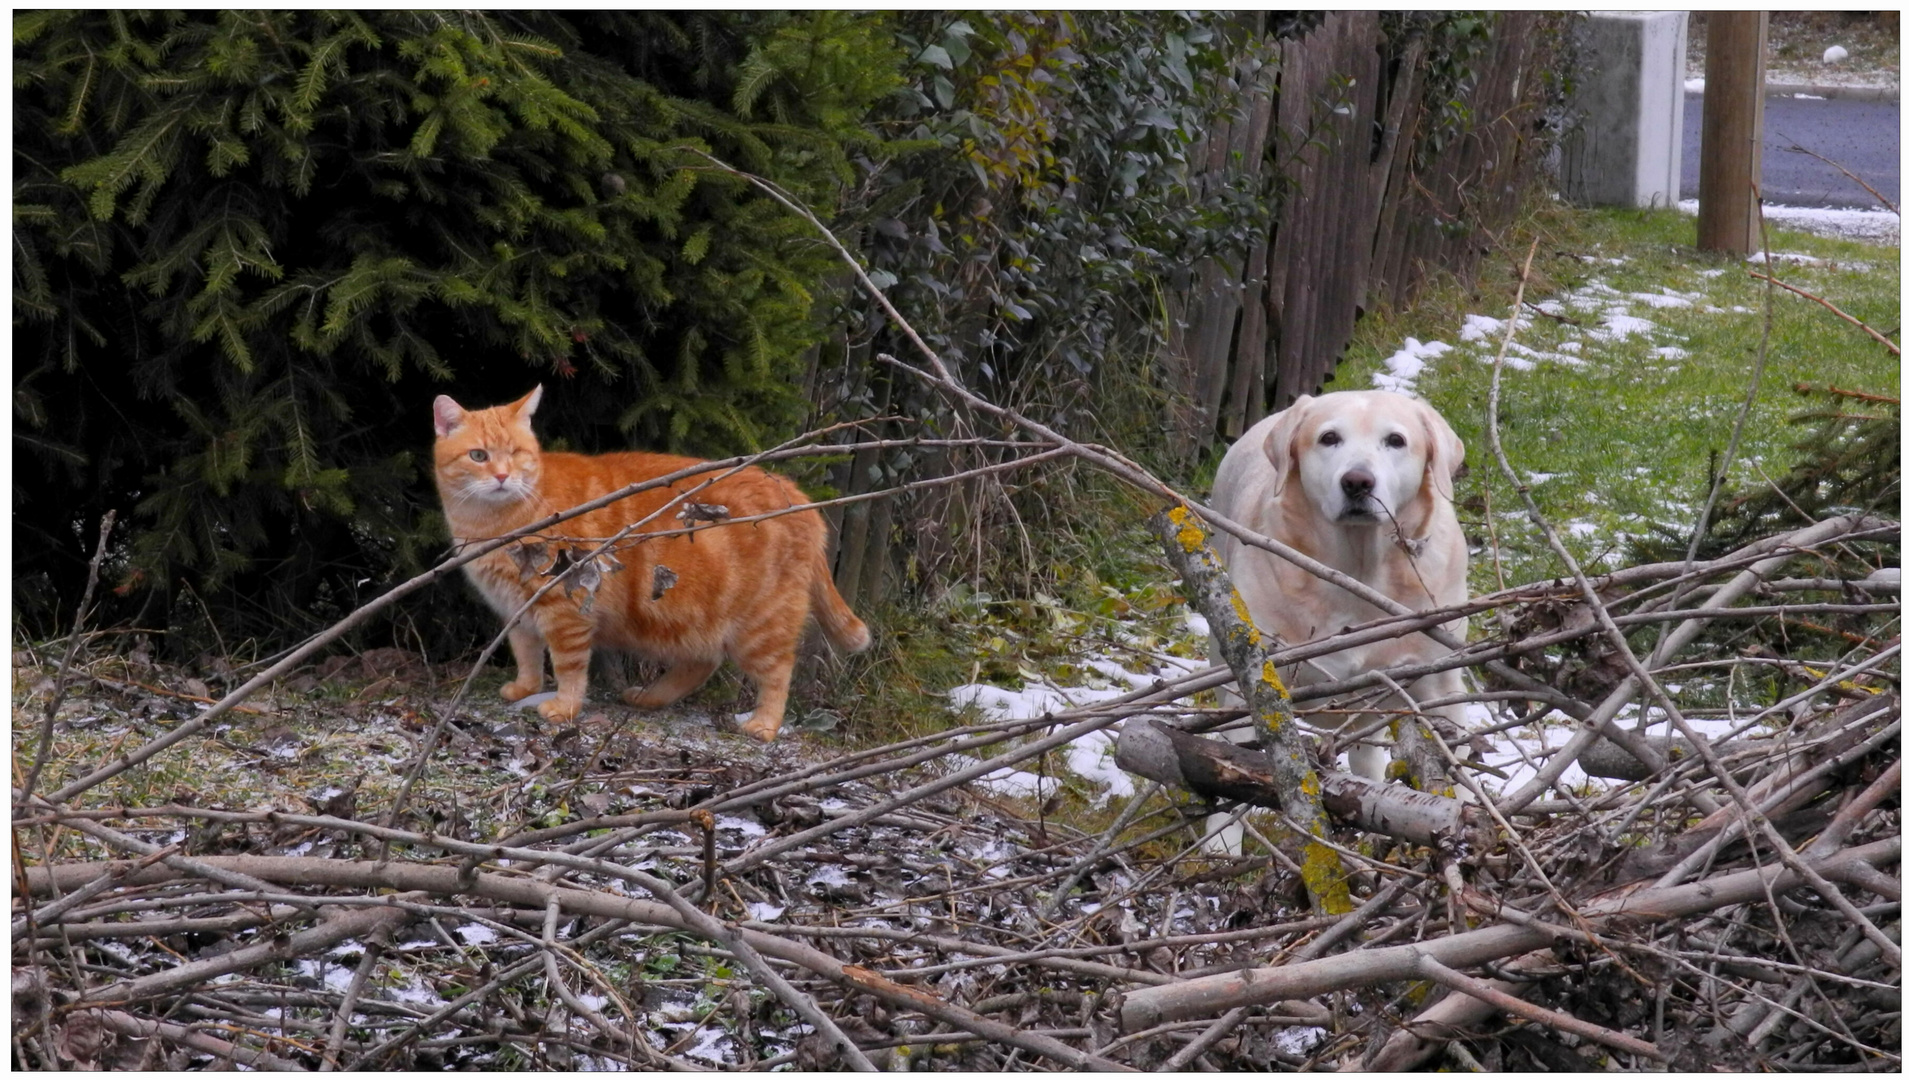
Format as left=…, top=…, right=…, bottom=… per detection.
left=432, top=386, right=869, bottom=741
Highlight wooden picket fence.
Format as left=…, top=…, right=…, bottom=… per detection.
left=820, top=11, right=1564, bottom=609
left=1166, top=11, right=1559, bottom=455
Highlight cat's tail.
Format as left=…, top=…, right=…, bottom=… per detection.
left=811, top=560, right=872, bottom=654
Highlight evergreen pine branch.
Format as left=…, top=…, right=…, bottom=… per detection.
left=63, top=101, right=189, bottom=221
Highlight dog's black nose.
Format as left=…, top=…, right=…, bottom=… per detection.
left=1341, top=469, right=1375, bottom=499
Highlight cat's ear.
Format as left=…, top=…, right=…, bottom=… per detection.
left=513, top=385, right=543, bottom=422
left=432, top=395, right=466, bottom=438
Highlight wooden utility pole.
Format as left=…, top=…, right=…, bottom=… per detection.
left=1697, top=12, right=1768, bottom=252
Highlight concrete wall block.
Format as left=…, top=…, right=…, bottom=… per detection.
left=1560, top=10, right=1689, bottom=208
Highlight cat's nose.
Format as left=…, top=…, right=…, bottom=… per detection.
left=492, top=471, right=510, bottom=483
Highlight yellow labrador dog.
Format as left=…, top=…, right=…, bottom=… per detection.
left=1209, top=390, right=1469, bottom=781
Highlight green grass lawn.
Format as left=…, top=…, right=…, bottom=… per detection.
left=1331, top=205, right=1900, bottom=590
left=825, top=203, right=1899, bottom=759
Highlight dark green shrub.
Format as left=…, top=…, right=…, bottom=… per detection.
left=13, top=10, right=902, bottom=648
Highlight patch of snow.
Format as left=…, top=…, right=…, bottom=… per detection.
left=975, top=838, right=1023, bottom=881
left=296, top=959, right=363, bottom=994
left=745, top=901, right=785, bottom=922
left=1589, top=312, right=1658, bottom=342
left=1684, top=77, right=1705, bottom=94
left=716, top=814, right=765, bottom=838
left=1678, top=199, right=1900, bottom=245
left=1184, top=611, right=1210, bottom=639
left=681, top=1026, right=731, bottom=1065
left=1459, top=313, right=1505, bottom=343
left=1527, top=349, right=1587, bottom=368
left=1064, top=729, right=1133, bottom=801
left=1483, top=709, right=1600, bottom=797
left=1653, top=346, right=1690, bottom=360
left=1371, top=337, right=1452, bottom=396
left=1083, top=658, right=1153, bottom=690
left=455, top=923, right=497, bottom=946
left=1626, top=288, right=1698, bottom=308
left=946, top=754, right=1060, bottom=801
left=1275, top=1026, right=1331, bottom=1056
left=1747, top=250, right=1827, bottom=266
left=951, top=680, right=1097, bottom=722
left=388, top=973, right=447, bottom=1007
left=1476, top=352, right=1536, bottom=372
left=1556, top=340, right=1582, bottom=353
left=1792, top=92, right=1827, bottom=100
left=805, top=864, right=854, bottom=890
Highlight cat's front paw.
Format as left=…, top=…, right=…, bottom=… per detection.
left=735, top=710, right=781, bottom=743
left=621, top=685, right=665, bottom=709
left=537, top=696, right=581, bottom=723
left=499, top=680, right=542, bottom=703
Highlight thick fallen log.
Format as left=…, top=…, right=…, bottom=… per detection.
left=1117, top=836, right=1900, bottom=1030
left=1114, top=717, right=1493, bottom=852
left=1367, top=951, right=1552, bottom=1071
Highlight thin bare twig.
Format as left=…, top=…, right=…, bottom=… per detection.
left=1417, top=954, right=1665, bottom=1060
left=1778, top=142, right=1900, bottom=215
left=1748, top=271, right=1902, bottom=355
left=20, top=509, right=116, bottom=801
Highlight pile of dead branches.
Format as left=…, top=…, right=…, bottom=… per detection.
left=13, top=166, right=1901, bottom=1071
left=11, top=505, right=1899, bottom=1070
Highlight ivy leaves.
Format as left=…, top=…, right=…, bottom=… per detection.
left=848, top=13, right=1275, bottom=404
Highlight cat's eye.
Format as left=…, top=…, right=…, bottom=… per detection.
left=468, top=449, right=490, bottom=463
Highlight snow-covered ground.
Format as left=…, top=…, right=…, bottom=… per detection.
left=945, top=605, right=1766, bottom=809
left=948, top=647, right=1208, bottom=803
left=1375, top=271, right=1722, bottom=400
left=1675, top=198, right=1901, bottom=246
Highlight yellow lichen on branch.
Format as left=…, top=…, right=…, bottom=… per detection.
left=1300, top=840, right=1355, bottom=915
left=1168, top=502, right=1208, bottom=553
left=1259, top=659, right=1286, bottom=698
left=1150, top=502, right=1348, bottom=914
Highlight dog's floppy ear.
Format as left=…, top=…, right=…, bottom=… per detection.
left=1417, top=400, right=1465, bottom=501
left=1261, top=395, right=1313, bottom=498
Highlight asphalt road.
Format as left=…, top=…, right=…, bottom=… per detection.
left=1682, top=91, right=1901, bottom=209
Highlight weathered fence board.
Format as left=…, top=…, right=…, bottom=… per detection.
left=822, top=12, right=1562, bottom=599
left=1175, top=11, right=1560, bottom=443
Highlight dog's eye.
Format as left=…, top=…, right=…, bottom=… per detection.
left=468, top=449, right=490, bottom=463
left=1383, top=433, right=1407, bottom=449
left=1318, top=431, right=1341, bottom=447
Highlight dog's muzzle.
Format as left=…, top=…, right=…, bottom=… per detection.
left=1338, top=467, right=1379, bottom=519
